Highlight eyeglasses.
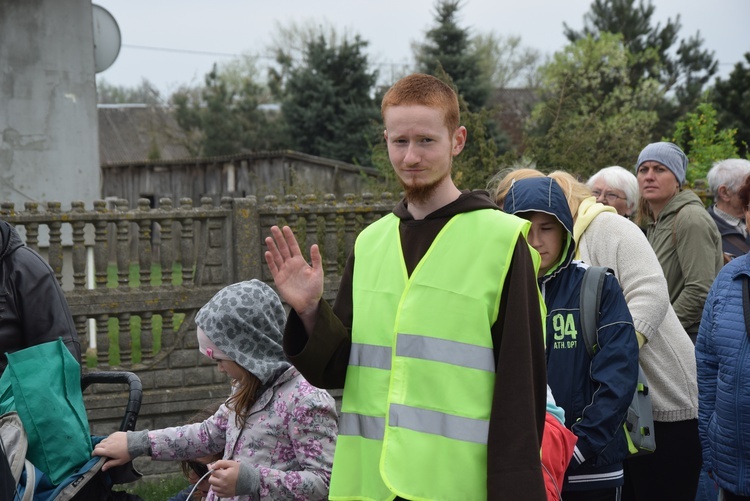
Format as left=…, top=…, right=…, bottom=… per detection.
left=591, top=190, right=627, bottom=203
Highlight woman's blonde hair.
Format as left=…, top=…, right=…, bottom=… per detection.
left=489, top=167, right=592, bottom=220
left=489, top=168, right=545, bottom=209
left=547, top=171, right=594, bottom=220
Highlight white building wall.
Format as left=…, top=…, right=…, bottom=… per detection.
left=0, top=0, right=100, bottom=210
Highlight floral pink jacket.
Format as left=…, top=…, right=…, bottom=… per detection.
left=148, top=367, right=337, bottom=500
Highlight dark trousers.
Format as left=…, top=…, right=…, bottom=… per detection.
left=622, top=419, right=701, bottom=501
left=562, top=486, right=622, bottom=501
left=724, top=491, right=750, bottom=501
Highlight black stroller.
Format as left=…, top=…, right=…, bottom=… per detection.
left=0, top=371, right=144, bottom=501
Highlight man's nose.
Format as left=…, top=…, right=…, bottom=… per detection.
left=403, top=143, right=420, bottom=165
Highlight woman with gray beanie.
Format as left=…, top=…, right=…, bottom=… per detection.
left=630, top=142, right=722, bottom=500
left=93, top=280, right=338, bottom=501
left=635, top=142, right=723, bottom=340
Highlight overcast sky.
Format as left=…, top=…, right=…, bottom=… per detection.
left=93, top=0, right=749, bottom=99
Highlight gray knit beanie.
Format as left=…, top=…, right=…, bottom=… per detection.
left=636, top=142, right=688, bottom=185
left=195, top=279, right=289, bottom=384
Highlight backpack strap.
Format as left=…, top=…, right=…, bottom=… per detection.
left=580, top=266, right=610, bottom=357
left=725, top=233, right=750, bottom=256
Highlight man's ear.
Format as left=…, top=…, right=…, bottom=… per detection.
left=452, top=126, right=467, bottom=156
left=718, top=185, right=732, bottom=202
left=383, top=130, right=388, bottom=142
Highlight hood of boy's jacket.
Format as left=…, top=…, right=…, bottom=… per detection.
left=502, top=177, right=575, bottom=279
left=195, top=279, right=290, bottom=384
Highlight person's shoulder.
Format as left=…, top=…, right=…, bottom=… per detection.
left=678, top=202, right=720, bottom=229
left=286, top=370, right=336, bottom=404
left=587, top=210, right=642, bottom=235
left=718, top=253, right=750, bottom=282
left=5, top=245, right=54, bottom=275
left=546, top=261, right=584, bottom=301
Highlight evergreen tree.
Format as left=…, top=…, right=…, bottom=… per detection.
left=710, top=52, right=750, bottom=157
left=171, top=58, right=289, bottom=158
left=524, top=33, right=662, bottom=178
left=282, top=34, right=380, bottom=166
left=414, top=0, right=490, bottom=111
left=564, top=0, right=718, bottom=136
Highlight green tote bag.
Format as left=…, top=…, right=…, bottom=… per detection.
left=0, top=339, right=92, bottom=485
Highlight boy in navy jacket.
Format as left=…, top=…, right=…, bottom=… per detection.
left=504, top=177, right=639, bottom=500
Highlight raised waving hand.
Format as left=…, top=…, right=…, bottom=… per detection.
left=264, top=225, right=323, bottom=333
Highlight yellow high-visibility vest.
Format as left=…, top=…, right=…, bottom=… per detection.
left=329, top=209, right=530, bottom=501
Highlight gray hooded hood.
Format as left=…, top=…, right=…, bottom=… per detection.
left=195, top=279, right=290, bottom=384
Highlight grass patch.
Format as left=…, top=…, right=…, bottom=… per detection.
left=99, top=312, right=185, bottom=366
left=84, top=263, right=187, bottom=366
left=107, top=263, right=184, bottom=287
left=114, top=474, right=189, bottom=501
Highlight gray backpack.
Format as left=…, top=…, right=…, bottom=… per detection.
left=580, top=266, right=656, bottom=457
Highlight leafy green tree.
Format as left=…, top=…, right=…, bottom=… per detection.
left=414, top=0, right=490, bottom=111
left=564, top=0, right=718, bottom=136
left=524, top=33, right=662, bottom=178
left=282, top=34, right=380, bottom=166
left=710, top=52, right=750, bottom=157
left=171, top=57, right=289, bottom=157
left=670, top=102, right=739, bottom=185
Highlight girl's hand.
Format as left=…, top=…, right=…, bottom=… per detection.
left=91, top=431, right=131, bottom=471
left=207, top=459, right=240, bottom=497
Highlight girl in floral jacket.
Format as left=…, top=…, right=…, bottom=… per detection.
left=93, top=280, right=338, bottom=501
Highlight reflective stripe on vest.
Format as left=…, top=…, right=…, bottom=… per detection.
left=329, top=210, right=529, bottom=501
left=340, top=404, right=490, bottom=444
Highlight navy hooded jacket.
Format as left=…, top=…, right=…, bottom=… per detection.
left=504, top=177, right=639, bottom=491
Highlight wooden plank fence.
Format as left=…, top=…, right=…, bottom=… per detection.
left=1, top=191, right=395, bottom=478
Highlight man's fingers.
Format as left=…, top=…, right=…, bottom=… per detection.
left=270, top=225, right=292, bottom=259
left=264, top=250, right=279, bottom=276
left=310, top=244, right=322, bottom=270
left=281, top=225, right=303, bottom=257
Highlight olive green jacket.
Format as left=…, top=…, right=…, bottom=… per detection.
left=645, top=189, right=723, bottom=336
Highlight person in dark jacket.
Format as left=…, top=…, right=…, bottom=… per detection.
left=0, top=219, right=80, bottom=373
left=697, top=189, right=750, bottom=500
left=504, top=177, right=639, bottom=500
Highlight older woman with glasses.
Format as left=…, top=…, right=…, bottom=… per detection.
left=587, top=166, right=639, bottom=218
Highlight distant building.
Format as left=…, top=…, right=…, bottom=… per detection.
left=98, top=105, right=383, bottom=205
left=98, top=104, right=192, bottom=165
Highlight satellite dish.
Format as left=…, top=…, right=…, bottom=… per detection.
left=92, top=4, right=121, bottom=73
